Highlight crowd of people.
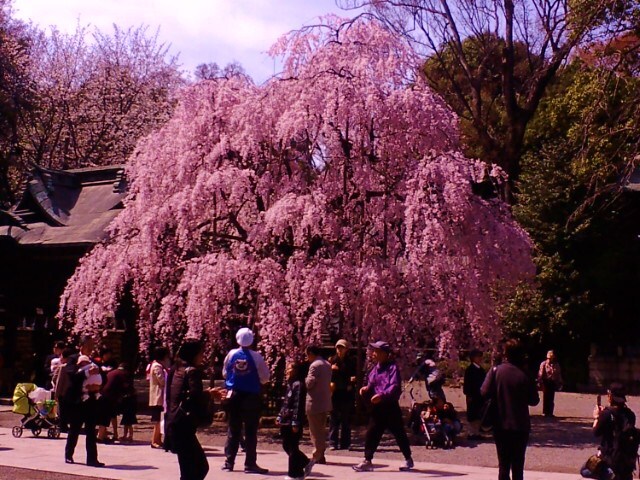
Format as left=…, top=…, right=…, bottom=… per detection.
left=41, top=331, right=639, bottom=480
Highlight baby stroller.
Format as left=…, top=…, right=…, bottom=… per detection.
left=407, top=388, right=453, bottom=449
left=11, top=383, right=60, bottom=438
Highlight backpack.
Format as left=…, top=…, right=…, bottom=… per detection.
left=611, top=409, right=640, bottom=472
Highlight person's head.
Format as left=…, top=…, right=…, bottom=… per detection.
left=369, top=341, right=391, bottom=364
left=546, top=350, right=556, bottom=362
left=100, top=347, right=113, bottom=361
left=61, top=347, right=74, bottom=363
left=335, top=339, right=349, bottom=358
left=178, top=339, right=204, bottom=367
left=306, top=345, right=322, bottom=362
left=286, top=360, right=305, bottom=383
left=503, top=339, right=525, bottom=367
left=77, top=354, right=91, bottom=368
left=608, top=382, right=627, bottom=406
left=236, top=327, right=254, bottom=348
left=53, top=341, right=65, bottom=355
left=152, top=346, right=170, bottom=364
left=79, top=335, right=95, bottom=356
left=469, top=349, right=483, bottom=364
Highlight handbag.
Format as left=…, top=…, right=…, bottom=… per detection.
left=579, top=454, right=608, bottom=479
left=479, top=367, right=498, bottom=432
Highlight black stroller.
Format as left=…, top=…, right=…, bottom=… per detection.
left=407, top=387, right=453, bottom=449
left=11, top=383, right=60, bottom=438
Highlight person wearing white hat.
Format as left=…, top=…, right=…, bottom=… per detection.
left=221, top=327, right=270, bottom=474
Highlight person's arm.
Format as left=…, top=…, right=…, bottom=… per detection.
left=291, top=381, right=303, bottom=428
left=537, top=361, right=545, bottom=382
left=306, top=361, right=318, bottom=391
left=480, top=367, right=495, bottom=398
left=222, top=351, right=232, bottom=379
left=252, top=351, right=271, bottom=384
left=593, top=408, right=610, bottom=437
left=528, top=376, right=540, bottom=406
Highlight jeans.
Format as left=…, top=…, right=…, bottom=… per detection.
left=364, top=402, right=412, bottom=462
left=542, top=380, right=556, bottom=416
left=281, top=426, right=309, bottom=477
left=494, top=429, right=529, bottom=480
left=224, top=392, right=261, bottom=467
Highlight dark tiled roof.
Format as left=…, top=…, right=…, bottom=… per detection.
left=0, top=164, right=126, bottom=247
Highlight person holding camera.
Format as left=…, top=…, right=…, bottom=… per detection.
left=165, top=339, right=225, bottom=480
left=592, top=383, right=639, bottom=480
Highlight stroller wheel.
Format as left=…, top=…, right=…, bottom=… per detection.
left=47, top=427, right=60, bottom=438
left=12, top=426, right=23, bottom=438
left=32, top=427, right=41, bottom=437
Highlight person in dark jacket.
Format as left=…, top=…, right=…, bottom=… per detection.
left=165, top=339, right=224, bottom=480
left=481, top=339, right=539, bottom=480
left=329, top=339, right=357, bottom=451
left=62, top=335, right=105, bottom=467
left=593, top=383, right=637, bottom=480
left=464, top=349, right=486, bottom=439
left=352, top=341, right=414, bottom=473
left=277, top=360, right=310, bottom=480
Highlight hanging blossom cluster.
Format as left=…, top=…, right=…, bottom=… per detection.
left=59, top=17, right=535, bottom=365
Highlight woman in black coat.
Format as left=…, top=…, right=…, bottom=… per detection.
left=165, top=339, right=224, bottom=480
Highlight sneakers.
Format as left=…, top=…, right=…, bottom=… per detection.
left=244, top=464, right=269, bottom=474
left=304, top=459, right=315, bottom=477
left=352, top=460, right=373, bottom=472
left=399, top=458, right=414, bottom=472
left=221, top=461, right=234, bottom=471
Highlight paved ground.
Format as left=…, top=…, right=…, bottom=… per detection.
left=0, top=386, right=633, bottom=479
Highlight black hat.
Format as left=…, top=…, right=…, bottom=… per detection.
left=369, top=341, right=391, bottom=353
left=608, top=383, right=627, bottom=404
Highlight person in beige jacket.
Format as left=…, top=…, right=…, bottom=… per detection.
left=148, top=346, right=170, bottom=448
left=305, top=344, right=332, bottom=474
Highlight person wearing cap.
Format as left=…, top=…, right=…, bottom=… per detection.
left=593, top=383, right=638, bottom=480
left=463, top=349, right=486, bottom=439
left=353, top=340, right=414, bottom=473
left=481, top=339, right=539, bottom=480
left=221, top=327, right=271, bottom=474
left=537, top=350, right=563, bottom=417
left=328, top=339, right=357, bottom=450
left=304, top=344, right=332, bottom=473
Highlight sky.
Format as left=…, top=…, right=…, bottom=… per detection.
left=11, top=0, right=356, bottom=82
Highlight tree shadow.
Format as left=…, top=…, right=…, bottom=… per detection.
left=529, top=416, right=595, bottom=449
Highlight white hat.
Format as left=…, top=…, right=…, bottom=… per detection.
left=236, top=327, right=254, bottom=347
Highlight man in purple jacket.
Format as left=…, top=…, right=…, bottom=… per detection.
left=353, top=341, right=414, bottom=472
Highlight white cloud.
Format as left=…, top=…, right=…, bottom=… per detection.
left=11, top=0, right=353, bottom=82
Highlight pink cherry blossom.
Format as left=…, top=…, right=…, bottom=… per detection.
left=59, top=18, right=534, bottom=365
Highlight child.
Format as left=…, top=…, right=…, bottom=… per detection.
left=277, top=360, right=310, bottom=480
left=77, top=355, right=102, bottom=401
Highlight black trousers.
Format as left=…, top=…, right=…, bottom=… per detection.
left=542, top=381, right=556, bottom=416
left=64, top=398, right=99, bottom=463
left=364, top=402, right=412, bottom=462
left=174, top=424, right=209, bottom=480
left=330, top=395, right=353, bottom=449
left=494, top=429, right=529, bottom=480
left=224, top=392, right=261, bottom=467
left=281, top=426, right=309, bottom=477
